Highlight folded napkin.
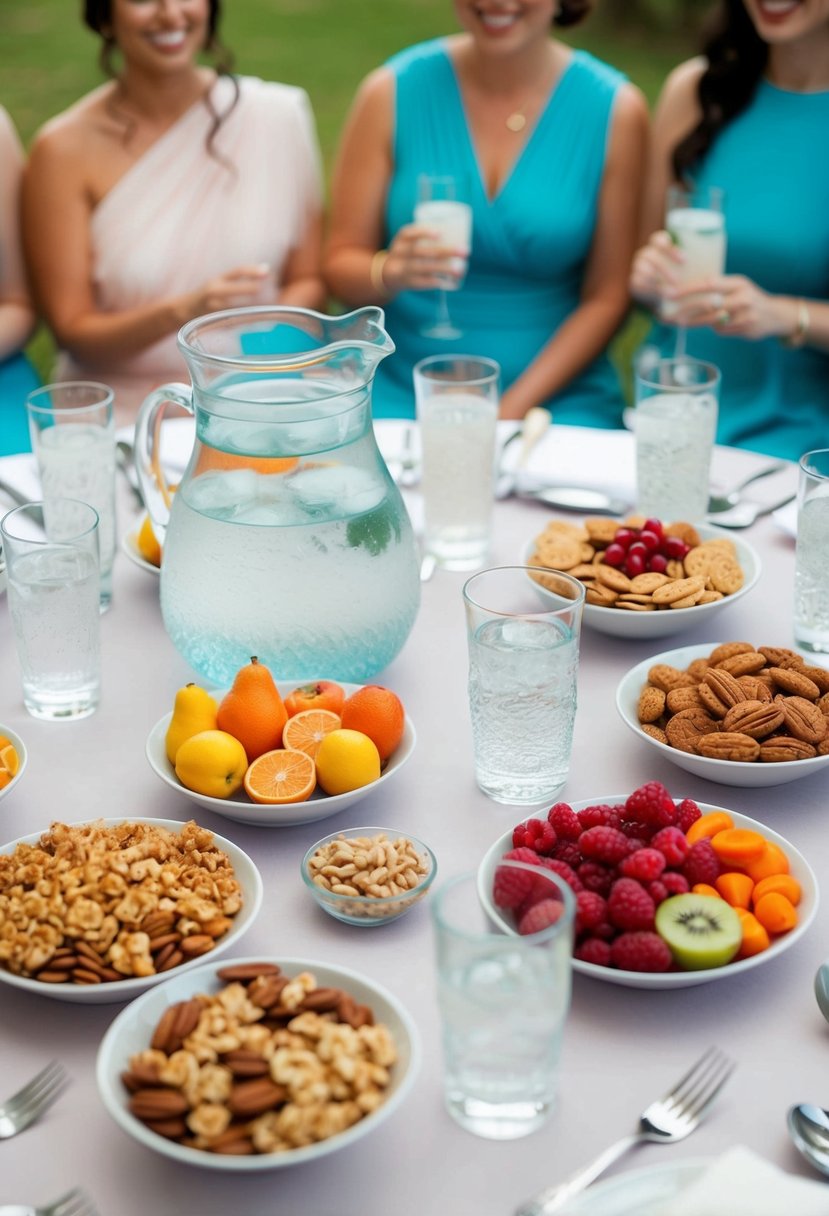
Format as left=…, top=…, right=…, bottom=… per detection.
left=774, top=498, right=798, bottom=539
left=659, top=1146, right=829, bottom=1215
left=0, top=453, right=41, bottom=505
left=499, top=422, right=636, bottom=505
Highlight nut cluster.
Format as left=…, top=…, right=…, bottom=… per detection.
left=122, top=962, right=397, bottom=1156
left=0, top=820, right=242, bottom=984
left=307, top=832, right=430, bottom=920
left=637, top=643, right=829, bottom=762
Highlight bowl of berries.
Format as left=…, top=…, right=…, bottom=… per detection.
left=476, top=782, right=818, bottom=990
left=525, top=518, right=760, bottom=640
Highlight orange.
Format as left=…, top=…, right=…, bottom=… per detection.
left=136, top=514, right=162, bottom=567
left=282, top=709, right=341, bottom=760
left=244, top=748, right=316, bottom=804
left=0, top=744, right=19, bottom=777
left=217, top=656, right=288, bottom=760
left=0, top=772, right=10, bottom=791
left=340, top=685, right=405, bottom=763
left=284, top=681, right=346, bottom=718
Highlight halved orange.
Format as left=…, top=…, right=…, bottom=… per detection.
left=282, top=709, right=341, bottom=760
left=0, top=772, right=10, bottom=791
left=244, top=748, right=316, bottom=805
left=0, top=744, right=18, bottom=777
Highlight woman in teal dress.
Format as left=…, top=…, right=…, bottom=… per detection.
left=631, top=0, right=829, bottom=461
left=324, top=0, right=648, bottom=423
left=0, top=105, right=38, bottom=455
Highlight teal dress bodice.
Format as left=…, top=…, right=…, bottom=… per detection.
left=0, top=351, right=38, bottom=455
left=374, top=40, right=627, bottom=424
left=649, top=81, right=829, bottom=459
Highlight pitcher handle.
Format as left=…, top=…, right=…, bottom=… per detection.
left=134, top=382, right=192, bottom=544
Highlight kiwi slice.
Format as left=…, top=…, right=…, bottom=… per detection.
left=655, top=893, right=742, bottom=970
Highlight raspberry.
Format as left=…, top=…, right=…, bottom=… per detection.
left=492, top=862, right=536, bottom=910
left=547, top=802, right=582, bottom=840
left=579, top=826, right=632, bottom=866
left=625, top=781, right=677, bottom=828
left=518, top=898, right=565, bottom=936
left=607, top=878, right=656, bottom=931
left=676, top=798, right=703, bottom=834
left=578, top=804, right=622, bottom=831
left=574, top=938, right=612, bottom=967
left=610, top=931, right=672, bottom=973
left=503, top=846, right=542, bottom=865
left=661, top=871, right=690, bottom=895
left=647, top=879, right=668, bottom=904
left=577, top=861, right=614, bottom=896
left=682, top=839, right=721, bottom=887
left=575, top=890, right=607, bottom=936
left=650, top=826, right=689, bottom=868
left=620, top=847, right=666, bottom=882
left=539, top=857, right=584, bottom=895
left=512, top=818, right=557, bottom=855
left=551, top=841, right=583, bottom=869
left=621, top=820, right=656, bottom=842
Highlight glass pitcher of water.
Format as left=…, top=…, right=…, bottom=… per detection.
left=135, top=306, right=421, bottom=685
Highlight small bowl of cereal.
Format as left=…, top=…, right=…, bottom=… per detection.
left=0, top=817, right=263, bottom=1003
left=525, top=518, right=760, bottom=640
left=301, top=828, right=437, bottom=926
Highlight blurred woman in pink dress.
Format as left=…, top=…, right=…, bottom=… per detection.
left=22, top=0, right=325, bottom=425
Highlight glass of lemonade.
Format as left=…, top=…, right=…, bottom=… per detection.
left=414, top=174, right=472, bottom=340
left=414, top=355, right=500, bottom=571
left=662, top=185, right=726, bottom=323
left=432, top=864, right=574, bottom=1140
left=635, top=357, right=720, bottom=523
left=1, top=499, right=101, bottom=720
left=462, top=565, right=585, bottom=806
left=794, top=449, right=829, bottom=654
left=26, top=382, right=116, bottom=611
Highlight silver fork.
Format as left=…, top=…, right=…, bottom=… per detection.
left=0, top=1189, right=98, bottom=1216
left=515, top=1046, right=735, bottom=1216
left=0, top=1061, right=69, bottom=1139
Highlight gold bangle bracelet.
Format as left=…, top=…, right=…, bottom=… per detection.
left=369, top=250, right=390, bottom=296
left=783, top=298, right=810, bottom=349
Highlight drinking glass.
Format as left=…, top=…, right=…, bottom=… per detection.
left=794, top=449, right=829, bottom=653
left=1, top=499, right=101, bottom=720
left=432, top=863, right=574, bottom=1140
left=414, top=355, right=500, bottom=571
left=27, top=381, right=116, bottom=610
left=663, top=184, right=726, bottom=359
left=414, top=175, right=472, bottom=340
left=635, top=357, right=720, bottom=524
left=462, top=565, right=585, bottom=805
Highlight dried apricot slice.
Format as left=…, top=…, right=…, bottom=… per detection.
left=742, top=841, right=790, bottom=882
left=752, top=874, right=801, bottom=906
left=753, top=891, right=798, bottom=935
left=715, top=872, right=755, bottom=909
left=686, top=810, right=734, bottom=845
left=710, top=828, right=767, bottom=866
left=735, top=908, right=771, bottom=957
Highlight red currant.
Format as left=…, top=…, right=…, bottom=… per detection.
left=639, top=530, right=661, bottom=553
left=625, top=551, right=646, bottom=576
left=614, top=528, right=638, bottom=550
left=603, top=543, right=626, bottom=568
left=648, top=552, right=668, bottom=573
left=643, top=518, right=664, bottom=538
left=664, top=536, right=689, bottom=560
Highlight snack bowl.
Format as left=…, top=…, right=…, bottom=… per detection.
left=616, top=643, right=829, bottom=788
left=146, top=683, right=416, bottom=827
left=524, top=524, right=760, bottom=640
left=96, top=954, right=420, bottom=1170
left=477, top=798, right=818, bottom=990
left=301, top=826, right=437, bottom=926
left=0, top=817, right=262, bottom=1004
left=0, top=724, right=27, bottom=803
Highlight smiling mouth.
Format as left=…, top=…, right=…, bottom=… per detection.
left=475, top=7, right=521, bottom=30
left=150, top=31, right=189, bottom=49
left=756, top=0, right=802, bottom=16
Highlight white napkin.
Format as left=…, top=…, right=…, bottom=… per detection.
left=774, top=498, right=798, bottom=539
left=659, top=1146, right=829, bottom=1215
left=499, top=422, right=636, bottom=505
left=0, top=453, right=41, bottom=504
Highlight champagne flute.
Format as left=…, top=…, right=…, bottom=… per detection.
left=663, top=185, right=726, bottom=362
left=414, top=174, right=472, bottom=340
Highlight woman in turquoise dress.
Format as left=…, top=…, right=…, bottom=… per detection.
left=325, top=0, right=648, bottom=423
left=0, top=105, right=39, bottom=455
left=631, top=0, right=829, bottom=460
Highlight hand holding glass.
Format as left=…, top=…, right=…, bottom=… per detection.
left=414, top=175, right=472, bottom=340
left=663, top=185, right=726, bottom=359
left=794, top=449, right=829, bottom=654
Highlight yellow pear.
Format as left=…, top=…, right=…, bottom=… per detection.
left=165, top=683, right=219, bottom=765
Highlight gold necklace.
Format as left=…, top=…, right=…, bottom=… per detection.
left=505, top=108, right=527, bottom=133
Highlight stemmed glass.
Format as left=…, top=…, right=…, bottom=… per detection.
left=414, top=175, right=472, bottom=340
left=663, top=185, right=726, bottom=360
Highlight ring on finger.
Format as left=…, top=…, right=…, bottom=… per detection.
left=716, top=308, right=731, bottom=325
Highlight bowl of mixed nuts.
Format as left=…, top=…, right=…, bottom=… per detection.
left=301, top=828, right=437, bottom=926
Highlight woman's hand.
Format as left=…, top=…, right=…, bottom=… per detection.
left=629, top=230, right=685, bottom=305
left=672, top=274, right=800, bottom=341
left=382, top=223, right=468, bottom=294
left=179, top=264, right=273, bottom=323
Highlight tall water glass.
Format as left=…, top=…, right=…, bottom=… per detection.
left=432, top=863, right=574, bottom=1140
left=663, top=184, right=726, bottom=358
left=1, top=500, right=101, bottom=720
left=794, top=449, right=829, bottom=653
left=635, top=357, right=720, bottom=523
left=415, top=175, right=472, bottom=340
left=414, top=355, right=499, bottom=571
left=463, top=566, right=585, bottom=805
left=27, top=382, right=116, bottom=610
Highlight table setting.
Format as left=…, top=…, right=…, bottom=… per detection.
left=2, top=309, right=829, bottom=1216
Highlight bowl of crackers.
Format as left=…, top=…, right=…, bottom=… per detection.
left=525, top=517, right=760, bottom=639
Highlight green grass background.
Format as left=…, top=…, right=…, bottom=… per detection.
left=2, top=0, right=698, bottom=390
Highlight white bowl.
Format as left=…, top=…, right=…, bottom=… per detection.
left=477, top=797, right=818, bottom=990
left=0, top=817, right=262, bottom=1004
left=121, top=523, right=160, bottom=576
left=146, top=683, right=416, bottom=827
left=96, top=954, right=420, bottom=1170
left=616, top=642, right=829, bottom=788
left=0, top=724, right=27, bottom=803
left=524, top=525, right=760, bottom=640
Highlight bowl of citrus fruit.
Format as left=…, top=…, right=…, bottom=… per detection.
left=145, top=659, right=416, bottom=826
left=0, top=726, right=26, bottom=803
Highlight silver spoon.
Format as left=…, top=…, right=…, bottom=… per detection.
left=705, top=492, right=796, bottom=530
left=787, top=1103, right=829, bottom=1177
left=707, top=460, right=789, bottom=513
left=814, top=963, right=829, bottom=1025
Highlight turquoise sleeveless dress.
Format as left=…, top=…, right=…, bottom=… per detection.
left=373, top=40, right=627, bottom=424
left=648, top=81, right=829, bottom=460
left=0, top=351, right=38, bottom=455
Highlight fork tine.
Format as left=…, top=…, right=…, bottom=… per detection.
left=4, top=1061, right=65, bottom=1111
left=47, top=1189, right=88, bottom=1216
left=8, top=1063, right=69, bottom=1123
left=683, top=1054, right=735, bottom=1123
left=663, top=1047, right=733, bottom=1122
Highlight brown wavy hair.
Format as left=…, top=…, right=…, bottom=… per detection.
left=555, top=0, right=592, bottom=27
left=672, top=0, right=768, bottom=182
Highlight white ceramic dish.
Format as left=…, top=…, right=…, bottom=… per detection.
left=0, top=817, right=262, bottom=1004
left=477, top=797, right=818, bottom=990
left=616, top=642, right=829, bottom=788
left=96, top=954, right=420, bottom=1171
left=0, top=724, right=27, bottom=803
left=524, top=524, right=760, bottom=640
left=121, top=523, right=160, bottom=576
left=146, top=683, right=416, bottom=827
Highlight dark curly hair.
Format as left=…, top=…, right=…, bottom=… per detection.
left=672, top=0, right=768, bottom=182
left=555, top=0, right=592, bottom=27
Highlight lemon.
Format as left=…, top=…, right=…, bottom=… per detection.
left=137, top=514, right=162, bottom=566
left=174, top=730, right=248, bottom=799
left=315, top=728, right=381, bottom=795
